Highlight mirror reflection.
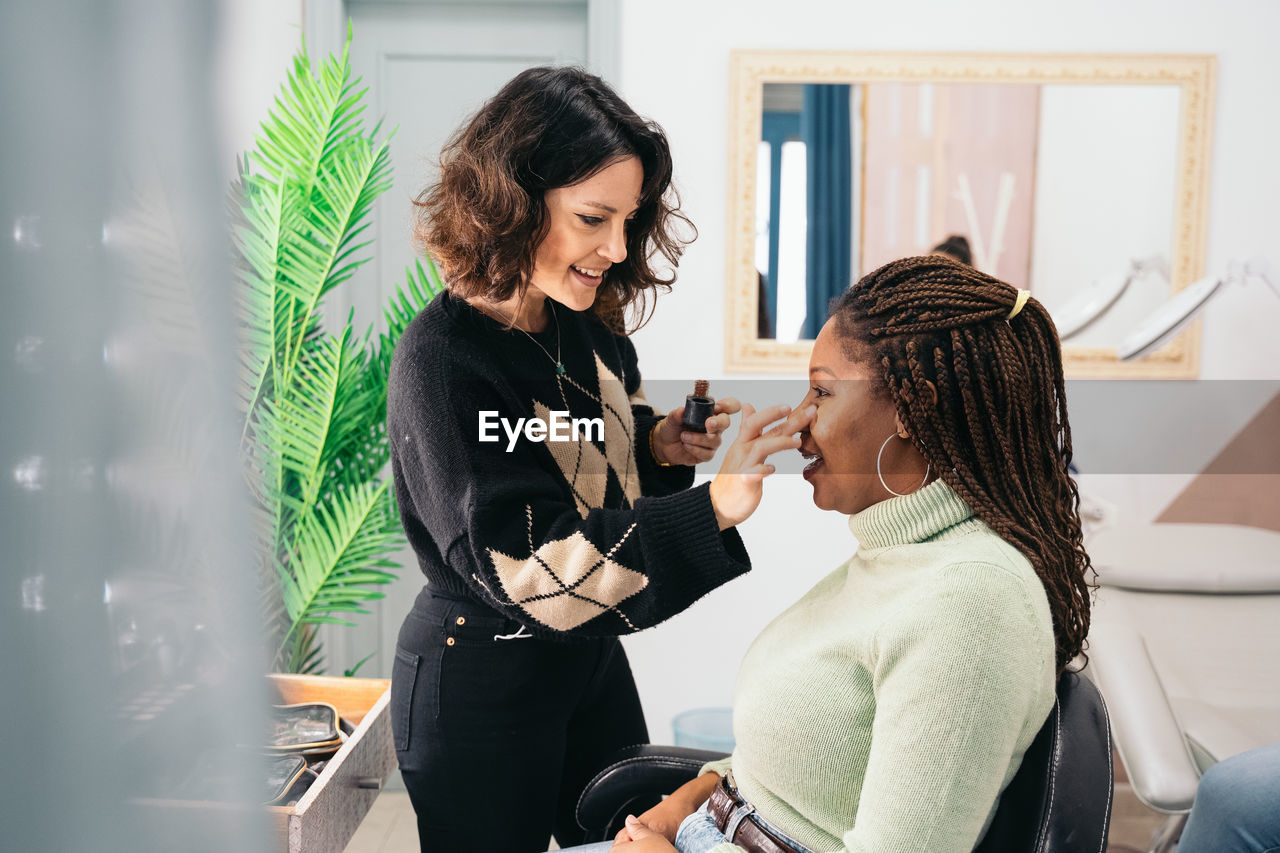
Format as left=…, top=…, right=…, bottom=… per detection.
left=755, top=81, right=1181, bottom=346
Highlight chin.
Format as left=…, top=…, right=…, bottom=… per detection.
left=556, top=285, right=598, bottom=313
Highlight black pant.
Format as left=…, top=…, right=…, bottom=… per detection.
left=391, top=587, right=649, bottom=852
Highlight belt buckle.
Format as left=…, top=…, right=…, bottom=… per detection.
left=723, top=801, right=757, bottom=843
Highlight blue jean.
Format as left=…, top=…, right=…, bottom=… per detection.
left=1178, top=743, right=1280, bottom=853
left=551, top=804, right=725, bottom=853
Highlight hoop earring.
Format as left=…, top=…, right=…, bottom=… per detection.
left=877, top=433, right=930, bottom=497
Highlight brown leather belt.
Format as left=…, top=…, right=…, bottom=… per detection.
left=708, top=773, right=803, bottom=853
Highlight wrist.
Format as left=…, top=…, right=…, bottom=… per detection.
left=649, top=423, right=677, bottom=467
left=707, top=480, right=734, bottom=531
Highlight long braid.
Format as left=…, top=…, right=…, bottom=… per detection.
left=833, top=255, right=1094, bottom=674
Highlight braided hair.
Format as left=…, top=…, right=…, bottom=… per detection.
left=832, top=255, right=1093, bottom=674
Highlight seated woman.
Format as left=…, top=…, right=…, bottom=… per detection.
left=581, top=254, right=1094, bottom=853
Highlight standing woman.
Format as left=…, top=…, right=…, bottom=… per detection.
left=386, top=67, right=797, bottom=852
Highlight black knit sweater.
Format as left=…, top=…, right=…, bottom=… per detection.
left=387, top=290, right=750, bottom=637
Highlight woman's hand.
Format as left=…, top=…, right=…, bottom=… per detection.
left=651, top=397, right=742, bottom=467
left=610, top=815, right=678, bottom=851
left=709, top=403, right=814, bottom=530
left=614, top=771, right=721, bottom=844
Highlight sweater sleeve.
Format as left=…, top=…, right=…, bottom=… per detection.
left=617, top=331, right=697, bottom=497
left=838, top=562, right=1055, bottom=853
left=388, top=336, right=750, bottom=637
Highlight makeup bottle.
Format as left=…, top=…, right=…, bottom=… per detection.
left=681, top=380, right=715, bottom=434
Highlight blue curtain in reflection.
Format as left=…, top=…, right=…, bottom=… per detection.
left=801, top=84, right=852, bottom=339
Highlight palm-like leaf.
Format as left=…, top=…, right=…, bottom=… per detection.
left=234, top=27, right=440, bottom=674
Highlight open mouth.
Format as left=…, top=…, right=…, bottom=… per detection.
left=571, top=264, right=605, bottom=287
left=800, top=448, right=823, bottom=480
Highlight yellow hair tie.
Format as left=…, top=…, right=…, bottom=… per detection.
left=1007, top=289, right=1031, bottom=320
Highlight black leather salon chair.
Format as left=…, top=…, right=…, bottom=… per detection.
left=576, top=672, right=1114, bottom=852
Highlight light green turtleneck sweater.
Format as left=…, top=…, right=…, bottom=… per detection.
left=702, top=480, right=1056, bottom=853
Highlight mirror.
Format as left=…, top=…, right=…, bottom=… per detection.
left=725, top=51, right=1216, bottom=378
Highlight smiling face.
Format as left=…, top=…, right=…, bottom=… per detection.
left=529, top=155, right=643, bottom=313
left=796, top=320, right=929, bottom=515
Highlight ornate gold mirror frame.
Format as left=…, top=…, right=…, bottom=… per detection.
left=725, top=50, right=1216, bottom=377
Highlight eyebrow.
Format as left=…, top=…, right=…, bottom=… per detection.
left=583, top=201, right=640, bottom=215
left=809, top=367, right=836, bottom=378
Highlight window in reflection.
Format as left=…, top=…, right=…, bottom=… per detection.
left=757, top=83, right=859, bottom=341
left=776, top=140, right=808, bottom=343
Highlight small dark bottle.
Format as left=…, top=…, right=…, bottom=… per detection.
left=681, top=379, right=715, bottom=434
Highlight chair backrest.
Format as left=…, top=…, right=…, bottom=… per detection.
left=975, top=671, right=1114, bottom=853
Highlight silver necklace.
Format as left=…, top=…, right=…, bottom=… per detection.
left=512, top=302, right=565, bottom=376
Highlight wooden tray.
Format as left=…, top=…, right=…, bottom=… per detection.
left=132, top=674, right=394, bottom=853
left=266, top=674, right=395, bottom=853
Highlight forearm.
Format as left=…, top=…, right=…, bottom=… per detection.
left=670, top=770, right=721, bottom=809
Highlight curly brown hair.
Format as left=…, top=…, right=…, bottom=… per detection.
left=413, top=66, right=694, bottom=333
left=831, top=255, right=1094, bottom=674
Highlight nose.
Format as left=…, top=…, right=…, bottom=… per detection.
left=785, top=392, right=818, bottom=433
left=598, top=220, right=627, bottom=264
left=796, top=386, right=818, bottom=411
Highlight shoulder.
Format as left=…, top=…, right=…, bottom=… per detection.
left=889, top=530, right=1053, bottom=645
left=393, top=293, right=488, bottom=380
left=388, top=294, right=501, bottom=430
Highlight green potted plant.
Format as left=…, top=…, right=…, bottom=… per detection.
left=233, top=29, right=439, bottom=674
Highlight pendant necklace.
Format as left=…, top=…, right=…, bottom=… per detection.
left=513, top=301, right=566, bottom=376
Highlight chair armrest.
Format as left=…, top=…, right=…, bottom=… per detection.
left=576, top=744, right=729, bottom=840
left=1087, top=589, right=1200, bottom=812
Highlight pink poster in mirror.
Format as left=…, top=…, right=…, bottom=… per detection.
left=860, top=82, right=1040, bottom=288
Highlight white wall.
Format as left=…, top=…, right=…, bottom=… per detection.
left=615, top=0, right=1280, bottom=741
left=215, top=0, right=304, bottom=178
left=217, top=0, right=1279, bottom=744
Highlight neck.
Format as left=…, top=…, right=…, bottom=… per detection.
left=467, top=289, right=550, bottom=332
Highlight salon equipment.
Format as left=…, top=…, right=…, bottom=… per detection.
left=1055, top=255, right=1170, bottom=340
left=1084, top=522, right=1280, bottom=852
left=1118, top=257, right=1276, bottom=360
left=575, top=672, right=1113, bottom=852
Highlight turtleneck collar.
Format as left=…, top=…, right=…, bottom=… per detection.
left=847, top=479, right=977, bottom=551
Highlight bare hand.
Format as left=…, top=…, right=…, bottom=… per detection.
left=610, top=815, right=678, bottom=852
left=709, top=402, right=810, bottom=530
left=651, top=397, right=742, bottom=466
left=614, top=794, right=695, bottom=844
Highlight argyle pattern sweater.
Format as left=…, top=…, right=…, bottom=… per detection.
left=387, top=290, right=750, bottom=636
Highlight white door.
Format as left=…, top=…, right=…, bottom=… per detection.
left=316, top=1, right=589, bottom=687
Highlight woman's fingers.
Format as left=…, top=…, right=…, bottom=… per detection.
left=713, top=396, right=742, bottom=416
left=703, top=411, right=732, bottom=436
left=740, top=403, right=790, bottom=440
left=748, top=432, right=802, bottom=466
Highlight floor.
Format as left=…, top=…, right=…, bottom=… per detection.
left=343, top=772, right=1170, bottom=852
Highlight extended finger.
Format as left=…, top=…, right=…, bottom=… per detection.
left=740, top=403, right=790, bottom=440
left=748, top=433, right=804, bottom=465
left=702, top=412, right=732, bottom=436
left=713, top=396, right=742, bottom=415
